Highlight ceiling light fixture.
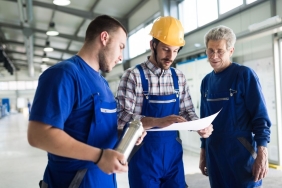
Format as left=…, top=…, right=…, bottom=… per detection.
left=42, top=52, right=50, bottom=62
left=46, top=22, right=59, bottom=36
left=43, top=41, right=54, bottom=52
left=248, top=15, right=282, bottom=31
left=53, top=0, right=71, bottom=6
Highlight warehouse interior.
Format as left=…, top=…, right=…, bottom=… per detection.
left=1, top=0, right=282, bottom=187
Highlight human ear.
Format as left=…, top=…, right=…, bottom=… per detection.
left=100, top=31, right=109, bottom=46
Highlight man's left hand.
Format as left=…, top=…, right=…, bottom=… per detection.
left=197, top=124, right=213, bottom=138
left=252, top=146, right=268, bottom=182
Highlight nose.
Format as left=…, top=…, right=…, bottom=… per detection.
left=118, top=54, right=123, bottom=62
left=210, top=52, right=219, bottom=58
left=166, top=50, right=173, bottom=59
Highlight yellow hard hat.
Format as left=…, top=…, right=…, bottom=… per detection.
left=149, top=16, right=185, bottom=46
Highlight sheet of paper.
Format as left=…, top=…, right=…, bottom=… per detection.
left=147, top=109, right=221, bottom=131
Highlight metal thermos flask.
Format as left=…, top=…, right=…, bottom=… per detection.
left=115, top=119, right=144, bottom=161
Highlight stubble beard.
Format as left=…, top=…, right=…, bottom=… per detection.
left=158, top=58, right=172, bottom=70
left=99, top=46, right=110, bottom=73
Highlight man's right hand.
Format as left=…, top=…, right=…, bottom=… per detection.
left=97, top=149, right=128, bottom=174
left=142, top=115, right=187, bottom=129
left=199, top=148, right=208, bottom=176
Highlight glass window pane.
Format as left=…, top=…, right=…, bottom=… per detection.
left=144, top=23, right=153, bottom=51
left=17, top=81, right=26, bottom=90
left=246, top=0, right=257, bottom=4
left=25, top=81, right=34, bottom=89
left=179, top=0, right=197, bottom=33
left=0, top=82, right=8, bottom=90
left=197, top=0, right=218, bottom=27
left=33, top=81, right=38, bottom=89
left=8, top=81, right=17, bottom=90
left=219, top=0, right=243, bottom=14
left=129, top=28, right=146, bottom=58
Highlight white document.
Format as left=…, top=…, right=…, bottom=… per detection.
left=147, top=109, right=221, bottom=131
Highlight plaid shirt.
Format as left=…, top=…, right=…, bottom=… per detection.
left=116, top=58, right=198, bottom=128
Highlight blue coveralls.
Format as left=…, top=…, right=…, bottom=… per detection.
left=128, top=65, right=186, bottom=188
left=200, top=63, right=268, bottom=188
left=30, top=56, right=118, bottom=188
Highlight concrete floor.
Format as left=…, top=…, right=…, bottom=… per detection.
left=0, top=112, right=281, bottom=188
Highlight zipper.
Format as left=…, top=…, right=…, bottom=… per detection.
left=230, top=89, right=237, bottom=96
left=100, top=108, right=117, bottom=113
left=149, top=99, right=176, bottom=103
left=207, top=98, right=229, bottom=101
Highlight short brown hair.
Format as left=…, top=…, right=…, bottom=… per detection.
left=85, top=15, right=127, bottom=43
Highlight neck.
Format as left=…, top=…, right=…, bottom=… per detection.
left=214, top=62, right=232, bottom=73
left=77, top=44, right=99, bottom=72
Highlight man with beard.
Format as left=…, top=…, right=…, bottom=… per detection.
left=28, top=15, right=145, bottom=188
left=116, top=16, right=213, bottom=188
left=199, top=25, right=271, bottom=187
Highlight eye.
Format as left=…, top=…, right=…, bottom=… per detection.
left=207, top=49, right=214, bottom=54
left=218, top=50, right=224, bottom=55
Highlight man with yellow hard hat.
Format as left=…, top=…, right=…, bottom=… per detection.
left=116, top=16, right=213, bottom=188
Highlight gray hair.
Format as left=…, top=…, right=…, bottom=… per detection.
left=204, top=25, right=236, bottom=49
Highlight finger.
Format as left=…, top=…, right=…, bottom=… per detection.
left=204, top=167, right=209, bottom=176
left=199, top=167, right=205, bottom=175
left=253, top=170, right=260, bottom=182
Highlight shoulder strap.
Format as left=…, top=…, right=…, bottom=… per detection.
left=136, top=64, right=179, bottom=95
left=136, top=64, right=148, bottom=95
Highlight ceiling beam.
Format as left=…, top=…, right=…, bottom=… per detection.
left=0, top=21, right=84, bottom=42
left=5, top=50, right=64, bottom=62
left=4, top=0, right=126, bottom=23
left=4, top=39, right=78, bottom=54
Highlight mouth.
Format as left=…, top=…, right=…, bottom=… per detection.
left=210, top=60, right=220, bottom=64
left=162, top=59, right=172, bottom=64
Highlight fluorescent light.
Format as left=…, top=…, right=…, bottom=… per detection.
left=43, top=41, right=54, bottom=52
left=43, top=47, right=53, bottom=52
left=42, top=57, right=50, bottom=62
left=248, top=15, right=282, bottom=31
left=46, top=22, right=59, bottom=36
left=194, top=43, right=201, bottom=48
left=46, top=30, right=59, bottom=36
left=53, top=0, right=70, bottom=6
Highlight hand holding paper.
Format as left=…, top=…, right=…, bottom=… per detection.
left=147, top=110, right=221, bottom=131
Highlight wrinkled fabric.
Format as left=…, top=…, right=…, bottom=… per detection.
left=128, top=65, right=186, bottom=188
left=30, top=55, right=118, bottom=188
left=200, top=63, right=271, bottom=188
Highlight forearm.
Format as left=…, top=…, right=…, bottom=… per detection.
left=28, top=121, right=101, bottom=163
left=257, top=146, right=268, bottom=159
left=141, top=117, right=159, bottom=129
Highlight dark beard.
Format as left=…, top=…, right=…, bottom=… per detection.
left=98, top=46, right=110, bottom=73
left=158, top=58, right=172, bottom=70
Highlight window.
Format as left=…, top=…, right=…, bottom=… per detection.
left=197, top=0, right=218, bottom=26
left=219, top=0, right=243, bottom=14
left=0, top=81, right=38, bottom=91
left=128, top=22, right=153, bottom=58
left=179, top=0, right=197, bottom=32
left=179, top=0, right=255, bottom=33
left=25, top=81, right=34, bottom=89
left=8, top=81, right=17, bottom=90
left=246, top=0, right=257, bottom=4
left=0, top=82, right=8, bottom=90
left=144, top=23, right=153, bottom=51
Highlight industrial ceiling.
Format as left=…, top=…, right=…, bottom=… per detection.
left=0, top=0, right=149, bottom=77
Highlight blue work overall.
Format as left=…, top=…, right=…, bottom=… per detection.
left=202, top=69, right=262, bottom=188
left=128, top=65, right=186, bottom=188
left=41, top=60, right=118, bottom=188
